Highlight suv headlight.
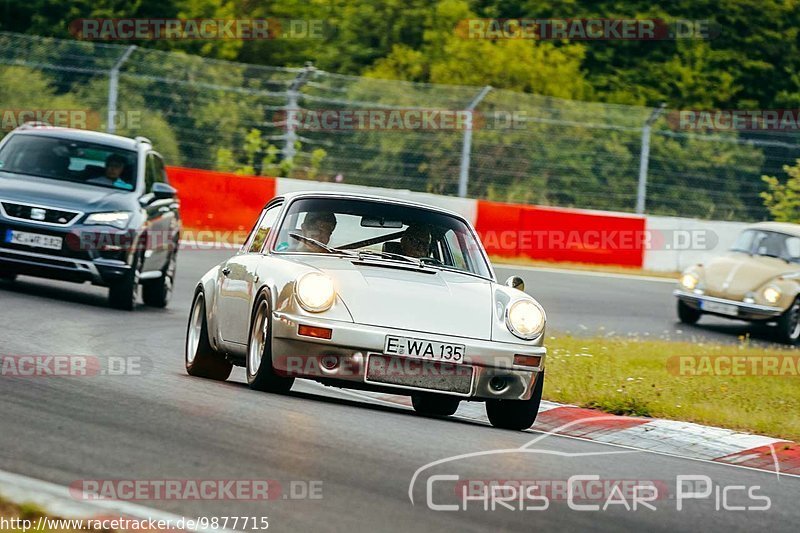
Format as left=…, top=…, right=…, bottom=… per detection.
left=296, top=272, right=336, bottom=312
left=506, top=299, right=546, bottom=340
left=85, top=211, right=132, bottom=230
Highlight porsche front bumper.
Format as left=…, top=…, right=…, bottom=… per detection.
left=270, top=311, right=545, bottom=401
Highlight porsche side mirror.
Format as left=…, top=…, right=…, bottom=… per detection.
left=505, top=275, right=525, bottom=292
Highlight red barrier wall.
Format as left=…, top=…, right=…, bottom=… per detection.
left=476, top=200, right=646, bottom=267
left=167, top=166, right=645, bottom=267
left=167, top=167, right=276, bottom=232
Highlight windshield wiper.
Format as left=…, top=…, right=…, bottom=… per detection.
left=759, top=252, right=790, bottom=263
left=288, top=232, right=356, bottom=256
left=356, top=249, right=421, bottom=265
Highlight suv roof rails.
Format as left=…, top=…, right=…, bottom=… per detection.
left=134, top=136, right=152, bottom=145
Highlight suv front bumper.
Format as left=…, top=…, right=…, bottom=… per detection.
left=0, top=245, right=131, bottom=285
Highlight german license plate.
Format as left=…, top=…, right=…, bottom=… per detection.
left=5, top=229, right=63, bottom=250
left=384, top=335, right=465, bottom=363
left=700, top=300, right=738, bottom=316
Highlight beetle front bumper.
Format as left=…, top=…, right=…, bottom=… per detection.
left=674, top=289, right=784, bottom=320
left=270, top=311, right=545, bottom=401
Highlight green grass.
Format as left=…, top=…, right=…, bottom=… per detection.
left=544, top=335, right=800, bottom=441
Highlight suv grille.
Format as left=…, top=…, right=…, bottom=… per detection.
left=0, top=201, right=81, bottom=226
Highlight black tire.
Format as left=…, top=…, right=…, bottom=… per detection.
left=677, top=299, right=701, bottom=325
left=246, top=294, right=294, bottom=393
left=108, top=250, right=142, bottom=311
left=777, top=298, right=800, bottom=345
left=411, top=393, right=461, bottom=417
left=142, top=250, right=177, bottom=308
left=486, top=372, right=544, bottom=430
left=0, top=270, right=16, bottom=282
left=185, top=290, right=232, bottom=381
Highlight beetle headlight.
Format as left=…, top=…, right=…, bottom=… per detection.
left=506, top=299, right=546, bottom=339
left=680, top=273, right=699, bottom=290
left=296, top=272, right=336, bottom=312
left=85, top=211, right=131, bottom=229
left=764, top=285, right=782, bottom=304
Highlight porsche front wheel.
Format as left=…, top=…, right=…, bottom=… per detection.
left=246, top=295, right=294, bottom=393
left=486, top=372, right=544, bottom=430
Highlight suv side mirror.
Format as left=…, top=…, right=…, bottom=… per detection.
left=152, top=182, right=177, bottom=200
left=505, top=275, right=525, bottom=292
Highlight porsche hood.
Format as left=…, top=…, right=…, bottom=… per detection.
left=295, top=256, right=494, bottom=339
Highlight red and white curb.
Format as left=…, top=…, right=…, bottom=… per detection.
left=0, top=469, right=231, bottom=532
left=335, top=388, right=799, bottom=477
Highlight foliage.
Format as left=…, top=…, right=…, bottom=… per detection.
left=3, top=0, right=799, bottom=219
left=761, top=160, right=800, bottom=223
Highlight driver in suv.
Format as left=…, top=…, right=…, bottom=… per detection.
left=0, top=123, right=181, bottom=310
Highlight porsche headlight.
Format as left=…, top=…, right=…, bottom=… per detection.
left=506, top=299, right=546, bottom=340
left=85, top=211, right=131, bottom=230
left=296, top=272, right=336, bottom=312
left=764, top=285, right=782, bottom=304
left=680, top=273, right=699, bottom=290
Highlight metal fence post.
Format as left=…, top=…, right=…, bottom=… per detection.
left=635, top=103, right=666, bottom=214
left=458, top=86, right=492, bottom=198
left=283, top=62, right=316, bottom=164
left=107, top=45, right=136, bottom=134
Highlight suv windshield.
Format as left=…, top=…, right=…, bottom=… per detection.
left=0, top=134, right=138, bottom=191
left=273, top=197, right=493, bottom=279
left=731, top=229, right=800, bottom=262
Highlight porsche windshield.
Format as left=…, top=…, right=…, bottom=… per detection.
left=0, top=134, right=138, bottom=191
left=273, top=197, right=492, bottom=278
left=731, top=229, right=800, bottom=262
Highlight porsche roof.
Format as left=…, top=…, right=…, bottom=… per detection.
left=271, top=190, right=464, bottom=220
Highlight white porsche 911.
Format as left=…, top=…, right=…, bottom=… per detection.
left=185, top=192, right=547, bottom=430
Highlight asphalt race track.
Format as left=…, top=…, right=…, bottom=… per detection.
left=1, top=249, right=797, bottom=531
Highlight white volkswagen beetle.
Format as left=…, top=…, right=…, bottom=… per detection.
left=185, top=192, right=547, bottom=430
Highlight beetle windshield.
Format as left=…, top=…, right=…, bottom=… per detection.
left=731, top=229, right=800, bottom=262
left=273, top=197, right=492, bottom=278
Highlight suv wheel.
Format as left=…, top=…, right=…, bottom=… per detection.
left=109, top=250, right=142, bottom=311
left=143, top=250, right=176, bottom=308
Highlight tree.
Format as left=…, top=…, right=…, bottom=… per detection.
left=762, top=160, right=800, bottom=223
